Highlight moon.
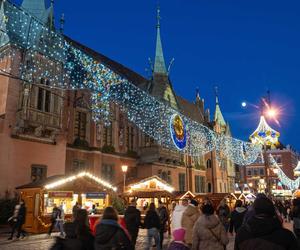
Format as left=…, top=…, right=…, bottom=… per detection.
left=241, top=102, right=247, bottom=108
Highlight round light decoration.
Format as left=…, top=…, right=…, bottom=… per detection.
left=170, top=114, right=187, bottom=150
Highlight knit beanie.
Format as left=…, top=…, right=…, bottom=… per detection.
left=173, top=228, right=186, bottom=241
left=253, top=196, right=276, bottom=216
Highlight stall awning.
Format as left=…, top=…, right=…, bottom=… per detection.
left=16, top=172, right=117, bottom=192
left=126, top=175, right=175, bottom=194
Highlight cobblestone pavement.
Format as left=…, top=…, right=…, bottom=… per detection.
left=0, top=223, right=292, bottom=250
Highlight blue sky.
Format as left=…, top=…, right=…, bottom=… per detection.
left=19, top=0, right=300, bottom=149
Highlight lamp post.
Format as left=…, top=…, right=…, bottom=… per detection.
left=121, top=165, right=128, bottom=193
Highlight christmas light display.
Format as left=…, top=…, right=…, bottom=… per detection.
left=0, top=0, right=262, bottom=164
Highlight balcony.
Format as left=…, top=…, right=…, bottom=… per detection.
left=139, top=145, right=181, bottom=164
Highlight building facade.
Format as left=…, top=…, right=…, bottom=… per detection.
left=0, top=0, right=235, bottom=196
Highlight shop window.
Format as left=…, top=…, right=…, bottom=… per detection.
left=206, top=159, right=212, bottom=169
left=195, top=175, right=205, bottom=193
left=102, top=164, right=114, bottom=182
left=74, top=111, right=87, bottom=140
left=207, top=183, right=212, bottom=193
left=179, top=173, right=186, bottom=192
left=37, top=78, right=51, bottom=112
left=31, top=165, right=47, bottom=182
left=72, top=160, right=86, bottom=172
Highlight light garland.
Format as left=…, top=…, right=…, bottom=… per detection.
left=0, top=0, right=262, bottom=165
left=44, top=172, right=118, bottom=192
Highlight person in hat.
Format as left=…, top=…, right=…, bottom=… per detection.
left=167, top=228, right=189, bottom=250
left=235, top=196, right=298, bottom=250
left=181, top=199, right=200, bottom=247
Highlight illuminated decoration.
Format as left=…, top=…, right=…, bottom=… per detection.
left=170, top=114, right=187, bottom=150
left=44, top=172, right=117, bottom=192
left=250, top=116, right=280, bottom=146
left=0, top=0, right=262, bottom=165
left=129, top=176, right=175, bottom=193
left=294, top=161, right=300, bottom=177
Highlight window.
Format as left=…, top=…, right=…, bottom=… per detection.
left=37, top=78, right=51, bottom=112
left=247, top=170, right=252, bottom=176
left=102, top=164, right=114, bottom=182
left=179, top=173, right=186, bottom=192
left=224, top=183, right=227, bottom=193
left=206, top=159, right=212, bottom=169
left=74, top=111, right=87, bottom=140
left=259, top=168, right=265, bottom=176
left=195, top=176, right=205, bottom=193
left=207, top=183, right=212, bottom=193
left=31, top=165, right=47, bottom=182
left=219, top=182, right=222, bottom=192
left=72, top=160, right=86, bottom=172
left=103, top=125, right=113, bottom=146
left=253, top=169, right=258, bottom=176
left=126, top=126, right=134, bottom=151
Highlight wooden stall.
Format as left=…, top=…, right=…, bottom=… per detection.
left=16, top=172, right=117, bottom=233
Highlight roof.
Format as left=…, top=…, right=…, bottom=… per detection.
left=65, top=36, right=148, bottom=87
left=176, top=95, right=204, bottom=123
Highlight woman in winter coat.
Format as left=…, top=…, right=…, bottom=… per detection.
left=51, top=209, right=94, bottom=250
left=144, top=202, right=161, bottom=250
left=192, top=203, right=229, bottom=250
left=181, top=199, right=200, bottom=247
left=94, top=206, right=133, bottom=250
left=229, top=200, right=247, bottom=234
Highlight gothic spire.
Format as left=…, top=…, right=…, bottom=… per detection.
left=214, top=86, right=226, bottom=127
left=21, top=0, right=46, bottom=20
left=153, top=5, right=167, bottom=75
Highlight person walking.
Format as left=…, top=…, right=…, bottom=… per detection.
left=167, top=228, right=189, bottom=250
left=51, top=209, right=94, bottom=250
left=192, top=203, right=229, bottom=250
left=216, top=199, right=231, bottom=232
left=235, top=196, right=298, bottom=250
left=172, top=199, right=188, bottom=230
left=8, top=199, right=27, bottom=240
left=72, top=202, right=80, bottom=220
left=181, top=199, right=200, bottom=248
left=144, top=202, right=161, bottom=250
left=158, top=200, right=169, bottom=249
left=48, top=204, right=60, bottom=236
left=94, top=206, right=133, bottom=250
left=124, top=199, right=141, bottom=247
left=56, top=205, right=65, bottom=237
left=229, top=200, right=247, bottom=235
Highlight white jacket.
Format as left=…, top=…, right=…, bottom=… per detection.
left=172, top=205, right=187, bottom=230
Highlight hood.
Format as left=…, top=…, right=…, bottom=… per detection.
left=235, top=207, right=247, bottom=213
left=174, top=205, right=187, bottom=213
left=95, top=219, right=119, bottom=244
left=184, top=205, right=199, bottom=216
left=246, top=215, right=281, bottom=237
left=198, top=214, right=220, bottom=229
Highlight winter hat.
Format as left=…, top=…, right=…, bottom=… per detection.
left=201, top=203, right=214, bottom=215
left=190, top=199, right=199, bottom=207
left=173, top=228, right=185, bottom=241
left=253, top=196, right=276, bottom=216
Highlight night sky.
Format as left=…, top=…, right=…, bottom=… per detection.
left=18, top=0, right=300, bottom=149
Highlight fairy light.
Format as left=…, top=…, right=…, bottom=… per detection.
left=44, top=172, right=117, bottom=192
left=129, top=176, right=175, bottom=193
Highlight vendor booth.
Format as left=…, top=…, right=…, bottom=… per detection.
left=16, top=172, right=117, bottom=233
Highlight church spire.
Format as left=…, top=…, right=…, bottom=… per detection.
left=21, top=0, right=46, bottom=20
left=214, top=86, right=226, bottom=127
left=153, top=5, right=167, bottom=75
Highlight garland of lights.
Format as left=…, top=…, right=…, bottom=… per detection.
left=0, top=0, right=262, bottom=164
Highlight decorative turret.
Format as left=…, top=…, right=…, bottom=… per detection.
left=214, top=87, right=226, bottom=129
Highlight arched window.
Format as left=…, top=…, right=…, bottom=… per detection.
left=206, top=159, right=212, bottom=169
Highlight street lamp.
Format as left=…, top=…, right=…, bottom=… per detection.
left=121, top=165, right=128, bottom=193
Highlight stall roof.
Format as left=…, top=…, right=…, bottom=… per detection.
left=127, top=175, right=175, bottom=193
left=16, top=172, right=117, bottom=192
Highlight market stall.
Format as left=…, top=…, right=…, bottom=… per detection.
left=16, top=172, right=117, bottom=233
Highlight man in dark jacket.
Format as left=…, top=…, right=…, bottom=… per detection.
left=157, top=200, right=169, bottom=249
left=124, top=200, right=141, bottom=246
left=229, top=199, right=247, bottom=234
left=235, top=196, right=298, bottom=250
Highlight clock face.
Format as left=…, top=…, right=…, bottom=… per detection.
left=170, top=114, right=187, bottom=150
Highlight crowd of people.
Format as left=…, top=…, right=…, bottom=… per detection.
left=6, top=195, right=300, bottom=249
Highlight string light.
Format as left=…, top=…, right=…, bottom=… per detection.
left=129, top=176, right=175, bottom=193
left=0, top=0, right=262, bottom=165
